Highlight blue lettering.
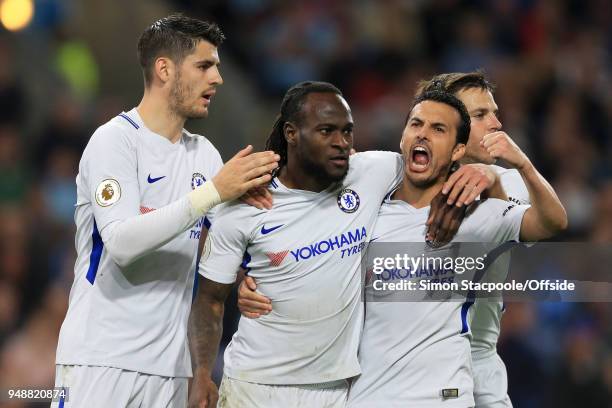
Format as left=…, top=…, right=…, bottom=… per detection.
left=309, top=243, right=321, bottom=256
left=348, top=229, right=359, bottom=244
left=340, top=233, right=350, bottom=247
left=290, top=249, right=300, bottom=261
left=319, top=240, right=330, bottom=253
left=329, top=236, right=340, bottom=251
left=300, top=247, right=312, bottom=260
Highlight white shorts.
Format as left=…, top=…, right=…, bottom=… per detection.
left=472, top=354, right=513, bottom=408
left=50, top=364, right=187, bottom=408
left=218, top=375, right=349, bottom=408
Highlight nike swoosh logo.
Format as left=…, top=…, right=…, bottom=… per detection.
left=147, top=174, right=166, bottom=183
left=261, top=224, right=284, bottom=235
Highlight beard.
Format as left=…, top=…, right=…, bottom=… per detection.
left=169, top=72, right=207, bottom=120
left=297, top=148, right=349, bottom=185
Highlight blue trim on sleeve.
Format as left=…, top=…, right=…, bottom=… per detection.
left=118, top=113, right=140, bottom=129
left=240, top=249, right=252, bottom=273
left=460, top=298, right=475, bottom=334
left=86, top=219, right=104, bottom=284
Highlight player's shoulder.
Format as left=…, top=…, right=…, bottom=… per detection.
left=214, top=199, right=266, bottom=225
left=350, top=150, right=401, bottom=165
left=85, top=113, right=139, bottom=154
left=347, top=151, right=402, bottom=179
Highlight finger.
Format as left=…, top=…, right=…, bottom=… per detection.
left=241, top=151, right=280, bottom=170
left=482, top=133, right=504, bottom=148
left=442, top=167, right=465, bottom=194
left=241, top=311, right=262, bottom=319
left=438, top=207, right=463, bottom=243
left=231, top=145, right=254, bottom=160
left=245, top=174, right=273, bottom=190
left=245, top=276, right=257, bottom=290
left=463, top=179, right=488, bottom=205
left=245, top=162, right=279, bottom=181
left=446, top=173, right=470, bottom=204
left=238, top=286, right=271, bottom=304
left=260, top=189, right=273, bottom=209
left=428, top=202, right=449, bottom=242
left=426, top=192, right=444, bottom=227
left=238, top=298, right=272, bottom=313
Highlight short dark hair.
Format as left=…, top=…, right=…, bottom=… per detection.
left=265, top=81, right=343, bottom=174
left=415, top=71, right=496, bottom=97
left=137, top=14, right=225, bottom=86
left=408, top=90, right=471, bottom=145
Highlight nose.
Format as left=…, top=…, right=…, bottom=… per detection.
left=331, top=131, right=351, bottom=150
left=210, top=65, right=223, bottom=86
left=488, top=113, right=502, bottom=131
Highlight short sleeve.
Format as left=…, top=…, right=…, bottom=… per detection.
left=199, top=202, right=252, bottom=284
left=468, top=199, right=530, bottom=243
left=80, top=123, right=140, bottom=232
left=499, top=168, right=530, bottom=205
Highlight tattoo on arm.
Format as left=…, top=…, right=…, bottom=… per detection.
left=188, top=275, right=233, bottom=375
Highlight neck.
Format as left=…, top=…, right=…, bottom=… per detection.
left=137, top=89, right=186, bottom=143
left=459, top=156, right=477, bottom=165
left=278, top=160, right=334, bottom=193
left=393, top=176, right=445, bottom=209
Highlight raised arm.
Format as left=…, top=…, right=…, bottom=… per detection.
left=481, top=131, right=567, bottom=241
left=188, top=275, right=233, bottom=408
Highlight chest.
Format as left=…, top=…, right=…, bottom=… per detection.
left=136, top=144, right=212, bottom=208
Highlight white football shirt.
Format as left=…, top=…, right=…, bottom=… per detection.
left=55, top=108, right=223, bottom=377
left=470, top=165, right=531, bottom=359
left=348, top=197, right=530, bottom=407
left=200, top=151, right=404, bottom=385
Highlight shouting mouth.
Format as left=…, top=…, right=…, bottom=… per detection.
left=409, top=144, right=431, bottom=172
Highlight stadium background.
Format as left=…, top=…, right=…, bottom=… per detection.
left=0, top=0, right=610, bottom=406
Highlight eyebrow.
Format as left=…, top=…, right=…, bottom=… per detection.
left=194, top=58, right=220, bottom=66
left=431, top=122, right=448, bottom=129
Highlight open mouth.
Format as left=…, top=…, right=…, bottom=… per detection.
left=409, top=145, right=431, bottom=172
left=201, top=90, right=216, bottom=104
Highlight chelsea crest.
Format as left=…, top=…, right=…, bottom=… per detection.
left=337, top=188, right=360, bottom=213
left=191, top=172, right=206, bottom=190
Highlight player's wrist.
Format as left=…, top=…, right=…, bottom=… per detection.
left=188, top=180, right=222, bottom=217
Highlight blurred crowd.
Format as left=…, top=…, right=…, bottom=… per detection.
left=0, top=0, right=610, bottom=406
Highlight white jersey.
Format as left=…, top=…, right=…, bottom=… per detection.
left=200, top=151, right=403, bottom=385
left=56, top=108, right=223, bottom=377
left=470, top=165, right=530, bottom=358
left=348, top=197, right=530, bottom=408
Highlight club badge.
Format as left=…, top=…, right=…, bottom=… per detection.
left=337, top=188, right=360, bottom=213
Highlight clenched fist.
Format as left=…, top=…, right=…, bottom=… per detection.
left=481, top=132, right=529, bottom=170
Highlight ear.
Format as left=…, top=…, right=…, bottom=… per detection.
left=451, top=143, right=465, bottom=162
left=284, top=122, right=298, bottom=146
left=153, top=57, right=175, bottom=84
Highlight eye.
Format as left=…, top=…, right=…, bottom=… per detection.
left=473, top=113, right=485, bottom=119
left=320, top=127, right=332, bottom=135
left=343, top=128, right=353, bottom=136
left=434, top=126, right=445, bottom=133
